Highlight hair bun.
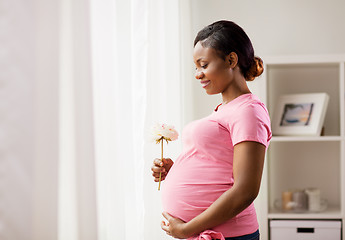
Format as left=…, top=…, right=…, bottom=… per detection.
left=245, top=56, right=264, bottom=81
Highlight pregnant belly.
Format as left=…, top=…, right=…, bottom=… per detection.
left=161, top=180, right=231, bottom=222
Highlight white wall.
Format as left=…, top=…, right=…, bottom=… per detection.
left=32, top=0, right=60, bottom=239
left=1, top=0, right=60, bottom=239
left=0, top=0, right=36, bottom=239
left=189, top=0, right=345, bottom=119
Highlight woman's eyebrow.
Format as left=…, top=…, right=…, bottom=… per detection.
left=195, top=57, right=205, bottom=63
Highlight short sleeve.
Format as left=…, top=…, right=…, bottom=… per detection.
left=228, top=103, right=272, bottom=147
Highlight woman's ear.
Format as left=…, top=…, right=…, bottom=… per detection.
left=227, top=52, right=238, bottom=68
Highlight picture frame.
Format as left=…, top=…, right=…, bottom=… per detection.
left=272, top=93, right=329, bottom=136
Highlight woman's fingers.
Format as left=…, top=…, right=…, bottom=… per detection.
left=151, top=164, right=165, bottom=173
left=151, top=166, right=166, bottom=176
left=161, top=220, right=170, bottom=234
left=162, top=211, right=173, bottom=221
left=152, top=172, right=167, bottom=182
left=153, top=158, right=164, bottom=166
left=152, top=158, right=172, bottom=182
left=161, top=213, right=173, bottom=235
left=151, top=158, right=167, bottom=175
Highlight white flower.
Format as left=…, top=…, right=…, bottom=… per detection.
left=150, top=123, right=179, bottom=191
left=151, top=123, right=179, bottom=143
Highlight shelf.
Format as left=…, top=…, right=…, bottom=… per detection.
left=267, top=63, right=341, bottom=137
left=264, top=54, right=345, bottom=65
left=268, top=207, right=342, bottom=220
left=260, top=55, right=345, bottom=240
left=271, top=136, right=343, bottom=142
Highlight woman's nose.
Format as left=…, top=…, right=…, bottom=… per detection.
left=195, top=71, right=204, bottom=79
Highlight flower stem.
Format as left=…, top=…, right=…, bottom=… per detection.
left=158, top=139, right=163, bottom=190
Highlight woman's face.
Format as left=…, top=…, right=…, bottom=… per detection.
left=193, top=41, right=233, bottom=95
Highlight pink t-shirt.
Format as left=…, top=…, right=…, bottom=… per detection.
left=161, top=93, right=272, bottom=238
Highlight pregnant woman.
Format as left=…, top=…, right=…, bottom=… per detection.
left=151, top=20, right=272, bottom=240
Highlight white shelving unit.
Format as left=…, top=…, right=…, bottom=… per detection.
left=259, top=55, right=345, bottom=240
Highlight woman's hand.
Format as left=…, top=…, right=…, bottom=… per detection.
left=161, top=212, right=190, bottom=239
left=151, top=158, right=174, bottom=182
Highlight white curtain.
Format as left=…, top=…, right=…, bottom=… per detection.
left=57, top=0, right=190, bottom=239
left=90, top=0, right=185, bottom=239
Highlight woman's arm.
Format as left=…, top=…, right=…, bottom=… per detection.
left=161, top=141, right=266, bottom=239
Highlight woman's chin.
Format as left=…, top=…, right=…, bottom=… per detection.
left=205, top=89, right=218, bottom=95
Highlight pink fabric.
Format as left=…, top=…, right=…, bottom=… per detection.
left=188, top=230, right=225, bottom=240
left=161, top=93, right=271, bottom=238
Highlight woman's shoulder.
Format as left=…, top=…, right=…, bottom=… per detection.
left=215, top=94, right=270, bottom=127
left=220, top=94, right=268, bottom=114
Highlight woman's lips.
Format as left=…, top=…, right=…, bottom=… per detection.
left=200, top=80, right=210, bottom=88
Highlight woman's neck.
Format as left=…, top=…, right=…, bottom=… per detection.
left=221, top=75, right=251, bottom=104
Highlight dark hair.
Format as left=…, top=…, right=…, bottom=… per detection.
left=194, top=20, right=263, bottom=81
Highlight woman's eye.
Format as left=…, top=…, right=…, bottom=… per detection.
left=195, top=64, right=208, bottom=71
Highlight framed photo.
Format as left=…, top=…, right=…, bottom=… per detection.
left=272, top=93, right=329, bottom=136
